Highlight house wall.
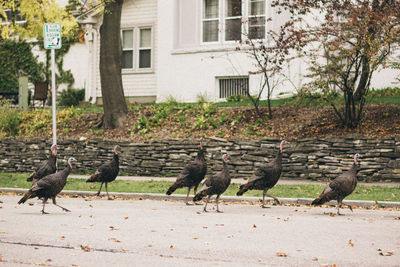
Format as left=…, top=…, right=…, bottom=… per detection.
left=156, top=0, right=305, bottom=103
left=156, top=0, right=399, bottom=103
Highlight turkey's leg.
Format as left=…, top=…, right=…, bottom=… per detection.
left=193, top=185, right=202, bottom=205
left=185, top=187, right=193, bottom=205
left=266, top=193, right=281, bottom=205
left=52, top=197, right=70, bottom=212
left=41, top=198, right=49, bottom=214
left=96, top=182, right=104, bottom=196
left=337, top=200, right=343, bottom=215
left=105, top=182, right=113, bottom=200
left=203, top=195, right=211, bottom=212
left=261, top=189, right=270, bottom=208
left=216, top=194, right=223, bottom=213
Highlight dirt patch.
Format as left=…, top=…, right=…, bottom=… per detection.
left=25, top=104, right=400, bottom=141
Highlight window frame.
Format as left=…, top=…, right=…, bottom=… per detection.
left=200, top=0, right=266, bottom=45
left=121, top=25, right=154, bottom=74
left=0, top=8, right=26, bottom=25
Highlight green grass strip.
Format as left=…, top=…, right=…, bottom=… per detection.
left=1, top=173, right=399, bottom=202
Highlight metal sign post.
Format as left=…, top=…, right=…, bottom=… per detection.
left=43, top=23, right=62, bottom=146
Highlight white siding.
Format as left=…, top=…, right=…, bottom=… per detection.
left=120, top=0, right=157, bottom=97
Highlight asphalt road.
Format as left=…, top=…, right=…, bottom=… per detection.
left=0, top=195, right=399, bottom=267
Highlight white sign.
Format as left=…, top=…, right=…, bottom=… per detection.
left=44, top=23, right=62, bottom=49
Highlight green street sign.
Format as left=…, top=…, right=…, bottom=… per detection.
left=44, top=23, right=62, bottom=49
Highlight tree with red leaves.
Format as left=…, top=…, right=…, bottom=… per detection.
left=273, top=0, right=400, bottom=128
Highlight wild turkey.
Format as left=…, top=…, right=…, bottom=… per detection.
left=237, top=140, right=287, bottom=208
left=86, top=145, right=121, bottom=200
left=312, top=153, right=360, bottom=215
left=18, top=157, right=77, bottom=214
left=166, top=138, right=207, bottom=205
left=193, top=154, right=230, bottom=212
left=27, top=144, right=57, bottom=183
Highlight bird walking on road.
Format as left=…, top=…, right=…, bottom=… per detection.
left=86, top=145, right=121, bottom=200
left=27, top=144, right=57, bottom=184
left=166, top=138, right=207, bottom=205
left=18, top=157, right=77, bottom=214
left=312, top=153, right=361, bottom=215
left=193, top=154, right=230, bottom=212
left=236, top=140, right=287, bottom=208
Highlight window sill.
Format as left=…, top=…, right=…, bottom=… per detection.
left=122, top=69, right=154, bottom=75
left=171, top=43, right=242, bottom=55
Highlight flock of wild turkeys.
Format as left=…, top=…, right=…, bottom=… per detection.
left=16, top=139, right=361, bottom=215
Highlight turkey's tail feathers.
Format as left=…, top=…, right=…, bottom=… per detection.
left=18, top=190, right=33, bottom=204
left=236, top=183, right=251, bottom=196
left=86, top=173, right=100, bottom=183
left=193, top=190, right=207, bottom=202
left=166, top=179, right=185, bottom=195
left=312, top=194, right=329, bottom=205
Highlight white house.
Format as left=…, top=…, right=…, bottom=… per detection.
left=67, top=0, right=398, bottom=104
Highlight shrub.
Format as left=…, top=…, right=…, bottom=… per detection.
left=57, top=88, right=85, bottom=107
left=227, top=94, right=246, bottom=102
left=0, top=98, right=21, bottom=135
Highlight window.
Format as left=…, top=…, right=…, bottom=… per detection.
left=202, top=0, right=266, bottom=43
left=202, top=0, right=219, bottom=42
left=225, top=0, right=242, bottom=41
left=248, top=0, right=265, bottom=39
left=121, top=27, right=152, bottom=70
left=0, top=9, right=26, bottom=25
left=219, top=77, right=249, bottom=98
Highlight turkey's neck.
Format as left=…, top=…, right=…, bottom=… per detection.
left=114, top=153, right=119, bottom=163
left=196, top=149, right=205, bottom=161
left=60, top=165, right=72, bottom=180
left=350, top=162, right=358, bottom=176
left=49, top=154, right=56, bottom=162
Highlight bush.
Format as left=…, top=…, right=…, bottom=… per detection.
left=226, top=94, right=246, bottom=102
left=0, top=98, right=21, bottom=135
left=368, top=87, right=400, bottom=97
left=57, top=88, right=85, bottom=107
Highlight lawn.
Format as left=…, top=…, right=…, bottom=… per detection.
left=1, top=173, right=399, bottom=202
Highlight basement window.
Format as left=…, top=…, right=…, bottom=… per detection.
left=219, top=77, right=249, bottom=98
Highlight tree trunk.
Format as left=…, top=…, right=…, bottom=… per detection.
left=99, top=0, right=128, bottom=129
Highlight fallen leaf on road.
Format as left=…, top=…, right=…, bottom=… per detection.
left=170, top=245, right=174, bottom=249
left=29, top=203, right=34, bottom=206
left=147, top=244, right=153, bottom=247
left=312, top=257, right=318, bottom=261
left=108, top=238, right=121, bottom=243
left=349, top=240, right=354, bottom=247
left=377, top=249, right=394, bottom=256
left=150, top=230, right=157, bottom=232
left=276, top=252, right=287, bottom=257
left=216, top=224, right=224, bottom=226
left=253, top=224, right=257, bottom=228
left=0, top=232, right=7, bottom=234
left=202, top=226, right=208, bottom=229
left=109, top=226, right=120, bottom=231
left=60, top=236, right=65, bottom=240
left=0, top=253, right=2, bottom=261
left=258, top=258, right=262, bottom=262
left=124, top=217, right=129, bottom=220
left=80, top=245, right=90, bottom=252
left=395, top=217, right=400, bottom=220
left=89, top=204, right=93, bottom=208
left=329, top=213, right=336, bottom=217
left=193, top=236, right=199, bottom=240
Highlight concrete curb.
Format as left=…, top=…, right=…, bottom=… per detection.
left=1, top=187, right=399, bottom=209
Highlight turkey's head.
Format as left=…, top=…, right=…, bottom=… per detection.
left=114, top=145, right=121, bottom=155
left=222, top=154, right=229, bottom=162
left=51, top=144, right=57, bottom=156
left=280, top=140, right=287, bottom=153
left=354, top=153, right=361, bottom=165
left=68, top=157, right=77, bottom=168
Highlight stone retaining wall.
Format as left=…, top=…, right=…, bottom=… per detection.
left=0, top=136, right=399, bottom=181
